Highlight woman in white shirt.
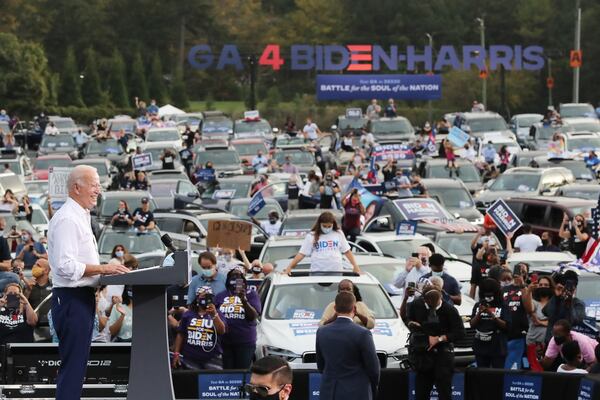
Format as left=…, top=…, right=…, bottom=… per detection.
left=284, top=211, right=361, bottom=274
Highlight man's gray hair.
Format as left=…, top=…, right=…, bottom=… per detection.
left=67, top=165, right=97, bottom=190
left=430, top=276, right=444, bottom=290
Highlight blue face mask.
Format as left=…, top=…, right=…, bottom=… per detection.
left=321, top=225, right=333, bottom=234
left=201, top=267, right=215, bottom=278
left=432, top=270, right=443, bottom=277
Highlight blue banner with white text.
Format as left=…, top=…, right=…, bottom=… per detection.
left=316, top=74, right=442, bottom=100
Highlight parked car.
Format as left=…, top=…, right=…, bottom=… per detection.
left=366, top=117, right=416, bottom=144
left=94, top=191, right=157, bottom=226
left=421, top=178, right=483, bottom=224
left=556, top=183, right=600, bottom=200
left=559, top=103, right=597, bottom=119
left=32, top=155, right=73, bottom=180
left=72, top=158, right=116, bottom=190
left=509, top=113, right=543, bottom=144
left=97, top=226, right=166, bottom=263
left=37, top=134, right=78, bottom=158
left=418, top=158, right=483, bottom=194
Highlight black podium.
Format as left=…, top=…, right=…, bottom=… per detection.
left=100, top=250, right=190, bottom=400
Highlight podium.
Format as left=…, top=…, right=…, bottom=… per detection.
left=100, top=250, right=190, bottom=400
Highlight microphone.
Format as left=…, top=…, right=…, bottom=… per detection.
left=161, top=234, right=177, bottom=254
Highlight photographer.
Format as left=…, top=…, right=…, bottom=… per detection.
left=407, top=289, right=464, bottom=400
left=215, top=269, right=261, bottom=369
left=0, top=283, right=37, bottom=344
left=542, top=270, right=586, bottom=343
left=470, top=278, right=510, bottom=368
left=173, top=288, right=227, bottom=370
left=15, top=230, right=47, bottom=269
left=319, top=172, right=340, bottom=209
left=559, top=213, right=590, bottom=258
left=470, top=230, right=513, bottom=299
left=394, top=246, right=432, bottom=290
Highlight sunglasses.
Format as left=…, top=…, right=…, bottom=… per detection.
left=243, top=383, right=284, bottom=398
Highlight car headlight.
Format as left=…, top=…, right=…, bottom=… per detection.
left=389, top=347, right=409, bottom=360
left=263, top=346, right=300, bottom=361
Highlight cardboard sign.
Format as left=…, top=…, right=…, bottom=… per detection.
left=247, top=192, right=266, bottom=217
left=207, top=220, right=252, bottom=251
left=132, top=153, right=153, bottom=170
left=396, top=221, right=418, bottom=236
left=49, top=167, right=73, bottom=204
left=487, top=199, right=523, bottom=236
left=448, top=126, right=470, bottom=147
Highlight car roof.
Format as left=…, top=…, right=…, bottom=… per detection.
left=506, top=195, right=596, bottom=206
left=357, top=232, right=429, bottom=242
left=101, top=190, right=153, bottom=199
left=561, top=117, right=600, bottom=124
left=286, top=209, right=343, bottom=217
left=462, top=111, right=503, bottom=119
left=421, top=178, right=467, bottom=188
left=268, top=270, right=384, bottom=286
left=371, top=116, right=410, bottom=122
left=503, top=166, right=562, bottom=174
left=229, top=197, right=279, bottom=205
left=564, top=131, right=598, bottom=138
left=35, top=154, right=71, bottom=160
left=513, top=113, right=543, bottom=118
left=230, top=138, right=266, bottom=144
left=139, top=142, right=178, bottom=150
left=425, top=158, right=476, bottom=166
left=507, top=252, right=575, bottom=263
left=218, top=175, right=256, bottom=183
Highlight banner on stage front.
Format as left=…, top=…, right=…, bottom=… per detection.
left=316, top=74, right=442, bottom=100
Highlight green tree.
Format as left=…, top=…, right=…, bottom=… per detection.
left=148, top=51, right=168, bottom=104
left=108, top=48, right=129, bottom=108
left=170, top=67, right=188, bottom=109
left=59, top=46, right=84, bottom=106
left=81, top=47, right=105, bottom=106
left=129, top=50, right=149, bottom=105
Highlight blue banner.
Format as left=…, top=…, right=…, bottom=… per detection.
left=408, top=372, right=465, bottom=400
left=578, top=379, right=596, bottom=400
left=502, top=374, right=542, bottom=400
left=248, top=192, right=266, bottom=217
left=198, top=373, right=246, bottom=400
left=396, top=220, right=418, bottom=235
left=371, top=144, right=415, bottom=162
left=316, top=74, right=442, bottom=100
left=196, top=168, right=216, bottom=183
left=448, top=126, right=470, bottom=147
left=394, top=198, right=448, bottom=221
left=487, top=199, right=523, bottom=236
left=132, top=153, right=153, bottom=170
left=309, top=372, right=321, bottom=400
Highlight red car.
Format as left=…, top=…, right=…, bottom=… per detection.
left=230, top=138, right=271, bottom=174
left=32, top=154, right=73, bottom=180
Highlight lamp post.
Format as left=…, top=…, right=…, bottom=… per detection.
left=572, top=0, right=581, bottom=103
left=476, top=17, right=486, bottom=108
left=426, top=33, right=433, bottom=124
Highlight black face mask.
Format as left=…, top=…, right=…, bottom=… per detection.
left=534, top=287, right=553, bottom=299
left=247, top=386, right=284, bottom=400
left=553, top=335, right=567, bottom=345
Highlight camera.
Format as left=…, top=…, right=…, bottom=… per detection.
left=198, top=293, right=214, bottom=308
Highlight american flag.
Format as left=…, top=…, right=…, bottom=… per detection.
left=591, top=192, right=600, bottom=239
left=570, top=192, right=600, bottom=271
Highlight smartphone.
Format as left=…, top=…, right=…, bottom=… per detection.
left=411, top=253, right=419, bottom=258
left=6, top=293, right=19, bottom=309
left=530, top=273, right=538, bottom=284
left=407, top=282, right=416, bottom=289
left=235, top=278, right=244, bottom=295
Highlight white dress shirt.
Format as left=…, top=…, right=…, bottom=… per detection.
left=48, top=197, right=100, bottom=288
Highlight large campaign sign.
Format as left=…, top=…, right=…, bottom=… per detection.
left=371, top=144, right=415, bottom=162
left=247, top=192, right=266, bottom=217
left=578, top=379, right=596, bottom=400
left=394, top=199, right=448, bottom=221
left=502, top=374, right=542, bottom=400
left=309, top=372, right=321, bottom=400
left=316, top=74, right=441, bottom=100
left=408, top=372, right=465, bottom=400
left=132, top=153, right=153, bottom=170
left=198, top=373, right=246, bottom=400
left=487, top=199, right=523, bottom=236
left=448, top=126, right=470, bottom=147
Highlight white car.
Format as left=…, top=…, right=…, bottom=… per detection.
left=507, top=251, right=575, bottom=270
left=258, top=236, right=306, bottom=264
left=143, top=127, right=183, bottom=150
left=475, top=133, right=521, bottom=165
left=255, top=271, right=410, bottom=369
left=30, top=204, right=49, bottom=235
left=509, top=113, right=543, bottom=143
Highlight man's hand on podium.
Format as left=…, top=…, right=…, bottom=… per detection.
left=102, top=264, right=130, bottom=275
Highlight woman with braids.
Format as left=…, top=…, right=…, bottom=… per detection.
left=319, top=279, right=375, bottom=328
left=284, top=211, right=361, bottom=274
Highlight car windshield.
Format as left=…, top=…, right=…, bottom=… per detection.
left=370, top=120, right=413, bottom=134
left=147, top=130, right=180, bottom=142
left=468, top=117, right=507, bottom=133
left=53, top=120, right=76, bottom=129
left=489, top=173, right=539, bottom=192
left=34, top=158, right=72, bottom=170
left=266, top=283, right=397, bottom=319
left=517, top=116, right=542, bottom=127
left=202, top=118, right=232, bottom=133
left=561, top=105, right=595, bottom=118
left=98, top=230, right=165, bottom=255
left=536, top=125, right=561, bottom=140
left=281, top=217, right=314, bottom=232
left=194, top=150, right=239, bottom=166
left=86, top=139, right=123, bottom=154
left=235, top=120, right=270, bottom=134
left=25, top=181, right=48, bottom=194
left=428, top=164, right=480, bottom=182
left=201, top=180, right=251, bottom=199
left=233, top=143, right=268, bottom=156
left=230, top=203, right=280, bottom=219
left=145, top=147, right=179, bottom=162
left=3, top=161, right=22, bottom=175
left=567, top=121, right=600, bottom=132
left=277, top=137, right=309, bottom=147
left=375, top=239, right=432, bottom=259
left=436, top=234, right=474, bottom=256
left=41, top=135, right=75, bottom=148
left=338, top=117, right=367, bottom=130
left=567, top=137, right=600, bottom=151
left=429, top=188, right=474, bottom=209
left=109, top=120, right=136, bottom=132
left=100, top=197, right=156, bottom=217
left=261, top=245, right=301, bottom=264
left=149, top=182, right=178, bottom=197
left=574, top=278, right=600, bottom=316
left=31, top=208, right=47, bottom=225
left=274, top=151, right=314, bottom=165
left=562, top=188, right=600, bottom=200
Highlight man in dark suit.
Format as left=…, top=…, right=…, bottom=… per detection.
left=316, top=291, right=380, bottom=400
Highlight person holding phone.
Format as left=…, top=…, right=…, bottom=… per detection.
left=15, top=229, right=47, bottom=269
left=215, top=269, right=261, bottom=369
left=393, top=246, right=432, bottom=290
left=559, top=213, right=590, bottom=259
left=0, top=283, right=37, bottom=345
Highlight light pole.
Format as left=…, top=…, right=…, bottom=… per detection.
left=476, top=17, right=486, bottom=108
left=426, top=33, right=433, bottom=124
left=573, top=0, right=581, bottom=103
left=548, top=57, right=553, bottom=107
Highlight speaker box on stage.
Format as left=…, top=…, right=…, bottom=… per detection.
left=2, top=343, right=131, bottom=385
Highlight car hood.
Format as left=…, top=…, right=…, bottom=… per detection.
left=257, top=317, right=409, bottom=358
left=463, top=181, right=484, bottom=194
left=445, top=206, right=483, bottom=222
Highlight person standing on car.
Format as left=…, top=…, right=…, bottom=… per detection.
left=536, top=231, right=560, bottom=252
left=319, top=172, right=340, bottom=209
left=285, top=211, right=361, bottom=274
left=341, top=189, right=365, bottom=242
left=407, top=289, right=465, bottom=400
left=498, top=145, right=510, bottom=173
left=131, top=197, right=155, bottom=232
left=252, top=211, right=281, bottom=238
left=559, top=213, right=590, bottom=259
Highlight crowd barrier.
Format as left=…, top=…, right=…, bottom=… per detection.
left=0, top=344, right=598, bottom=399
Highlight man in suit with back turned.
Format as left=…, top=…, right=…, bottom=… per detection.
left=316, top=290, right=380, bottom=400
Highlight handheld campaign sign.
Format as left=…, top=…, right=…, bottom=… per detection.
left=49, top=166, right=73, bottom=210
left=212, top=189, right=236, bottom=200
left=132, top=153, right=153, bottom=170
left=243, top=110, right=260, bottom=120
left=394, top=199, right=448, bottom=221
left=396, top=221, right=418, bottom=236
left=197, top=168, right=215, bottom=183
left=247, top=192, right=266, bottom=217
left=448, top=126, right=470, bottom=147
left=345, top=108, right=362, bottom=118
left=486, top=199, right=523, bottom=236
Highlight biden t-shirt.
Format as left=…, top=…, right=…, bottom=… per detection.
left=299, top=231, right=350, bottom=272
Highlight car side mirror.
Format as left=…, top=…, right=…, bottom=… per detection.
left=540, top=188, right=551, bottom=194
left=187, top=192, right=199, bottom=198
left=188, top=231, right=200, bottom=240
left=377, top=217, right=389, bottom=227
left=272, top=127, right=279, bottom=134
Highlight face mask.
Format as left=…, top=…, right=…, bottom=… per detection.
left=21, top=235, right=29, bottom=242
left=119, top=207, right=126, bottom=213
left=432, top=270, right=443, bottom=277
left=201, top=268, right=215, bottom=278
left=31, top=266, right=44, bottom=278
left=223, top=254, right=232, bottom=262
left=115, top=250, right=124, bottom=258
left=269, top=218, right=278, bottom=224
left=553, top=335, right=567, bottom=345
left=251, top=266, right=262, bottom=274
left=501, top=281, right=512, bottom=288
left=249, top=390, right=283, bottom=400
left=321, top=225, right=333, bottom=234
left=483, top=296, right=494, bottom=303
left=535, top=287, right=553, bottom=298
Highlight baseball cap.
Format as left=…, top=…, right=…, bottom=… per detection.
left=141, top=197, right=149, bottom=203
